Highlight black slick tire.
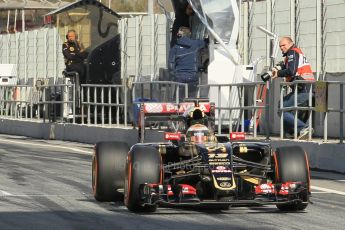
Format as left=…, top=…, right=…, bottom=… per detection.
left=125, top=145, right=162, bottom=212
left=274, top=146, right=310, bottom=211
left=92, top=141, right=129, bottom=202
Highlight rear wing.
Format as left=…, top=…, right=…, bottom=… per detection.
left=138, top=100, right=215, bottom=143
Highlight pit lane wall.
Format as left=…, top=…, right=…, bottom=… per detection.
left=1, top=118, right=344, bottom=174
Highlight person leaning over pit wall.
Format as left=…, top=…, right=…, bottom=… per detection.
left=270, top=36, right=315, bottom=140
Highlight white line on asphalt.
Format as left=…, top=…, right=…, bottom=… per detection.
left=0, top=194, right=86, bottom=197
left=0, top=138, right=92, bottom=154
left=311, top=185, right=345, bottom=196
left=0, top=190, right=13, bottom=196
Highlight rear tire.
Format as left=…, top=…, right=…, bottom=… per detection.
left=125, top=145, right=162, bottom=212
left=274, top=146, right=310, bottom=211
left=92, top=141, right=129, bottom=202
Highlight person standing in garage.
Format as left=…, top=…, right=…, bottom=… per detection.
left=170, top=3, right=194, bottom=48
left=169, top=27, right=206, bottom=99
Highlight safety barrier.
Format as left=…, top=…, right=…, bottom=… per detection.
left=0, top=80, right=344, bottom=143
left=132, top=81, right=188, bottom=103
left=0, top=81, right=187, bottom=128
left=0, top=85, right=33, bottom=119
left=319, top=81, right=345, bottom=143
left=198, top=80, right=344, bottom=143
left=0, top=83, right=76, bottom=122
left=80, top=84, right=127, bottom=127
left=279, top=80, right=314, bottom=140
left=198, top=82, right=267, bottom=138
left=278, top=80, right=345, bottom=143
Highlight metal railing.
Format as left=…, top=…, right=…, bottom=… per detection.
left=0, top=83, right=77, bottom=122
left=132, top=81, right=188, bottom=104
left=198, top=81, right=267, bottom=138
left=37, top=83, right=77, bottom=123
left=0, top=81, right=187, bottom=127
left=0, top=85, right=32, bottom=119
left=0, top=80, right=344, bottom=143
left=279, top=80, right=345, bottom=143
left=81, top=84, right=127, bottom=127
left=279, top=80, right=314, bottom=140
left=322, top=81, right=345, bottom=143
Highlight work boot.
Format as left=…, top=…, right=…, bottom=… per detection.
left=298, top=127, right=314, bottom=140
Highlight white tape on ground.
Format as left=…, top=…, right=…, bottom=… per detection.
left=0, top=194, right=82, bottom=197
left=0, top=190, right=13, bottom=196
left=0, top=138, right=92, bottom=154
left=311, top=185, right=345, bottom=196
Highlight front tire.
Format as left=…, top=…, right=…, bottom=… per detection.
left=125, top=145, right=162, bottom=212
left=274, top=146, right=310, bottom=211
left=92, top=141, right=129, bottom=202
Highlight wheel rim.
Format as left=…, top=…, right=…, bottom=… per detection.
left=273, top=151, right=280, bottom=182
left=304, top=151, right=311, bottom=193
left=124, top=154, right=132, bottom=206
left=92, top=155, right=98, bottom=196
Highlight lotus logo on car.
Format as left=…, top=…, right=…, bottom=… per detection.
left=230, top=132, right=246, bottom=140
left=164, top=132, right=181, bottom=140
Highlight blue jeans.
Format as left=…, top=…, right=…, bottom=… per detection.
left=279, top=91, right=309, bottom=134
left=174, top=73, right=198, bottom=100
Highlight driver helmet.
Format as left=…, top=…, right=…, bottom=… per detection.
left=186, top=124, right=212, bottom=144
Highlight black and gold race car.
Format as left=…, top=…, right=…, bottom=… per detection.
left=92, top=100, right=310, bottom=212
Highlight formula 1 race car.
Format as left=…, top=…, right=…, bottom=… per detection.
left=92, top=100, right=310, bottom=212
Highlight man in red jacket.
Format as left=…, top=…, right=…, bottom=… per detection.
left=272, top=37, right=315, bottom=139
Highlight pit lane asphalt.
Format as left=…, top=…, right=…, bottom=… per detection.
left=0, top=134, right=344, bottom=230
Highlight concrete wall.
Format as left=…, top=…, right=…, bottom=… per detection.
left=119, top=14, right=167, bottom=80
left=270, top=140, right=345, bottom=175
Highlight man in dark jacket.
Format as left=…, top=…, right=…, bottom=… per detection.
left=169, top=27, right=205, bottom=99
left=170, top=3, right=194, bottom=47
left=62, top=30, right=88, bottom=84
left=62, top=30, right=88, bottom=111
